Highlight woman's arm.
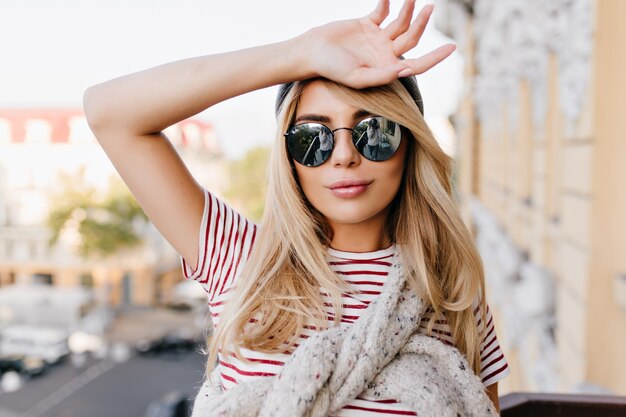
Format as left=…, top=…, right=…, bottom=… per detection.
left=486, top=383, right=500, bottom=414
left=83, top=40, right=312, bottom=137
left=84, top=0, right=453, bottom=137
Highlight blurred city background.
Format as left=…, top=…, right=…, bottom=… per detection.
left=1, top=0, right=625, bottom=416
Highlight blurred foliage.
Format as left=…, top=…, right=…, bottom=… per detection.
left=47, top=166, right=148, bottom=259
left=224, top=146, right=270, bottom=222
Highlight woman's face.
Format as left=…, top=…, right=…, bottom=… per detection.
left=291, top=80, right=407, bottom=233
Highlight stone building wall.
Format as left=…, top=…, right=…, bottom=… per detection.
left=437, top=0, right=626, bottom=394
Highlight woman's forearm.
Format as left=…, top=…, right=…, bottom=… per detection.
left=83, top=35, right=314, bottom=136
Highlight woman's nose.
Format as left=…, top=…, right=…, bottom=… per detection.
left=330, top=130, right=360, bottom=167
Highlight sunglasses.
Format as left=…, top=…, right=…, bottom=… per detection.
left=284, top=116, right=403, bottom=167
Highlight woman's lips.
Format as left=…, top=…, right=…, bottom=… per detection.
left=328, top=180, right=372, bottom=199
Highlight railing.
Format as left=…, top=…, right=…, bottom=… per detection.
left=501, top=392, right=626, bottom=417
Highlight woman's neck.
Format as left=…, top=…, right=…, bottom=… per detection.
left=328, top=214, right=392, bottom=253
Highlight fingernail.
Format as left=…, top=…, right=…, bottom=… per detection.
left=398, top=68, right=413, bottom=77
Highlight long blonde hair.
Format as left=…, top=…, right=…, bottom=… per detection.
left=207, top=78, right=488, bottom=378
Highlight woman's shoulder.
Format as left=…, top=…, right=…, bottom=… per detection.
left=180, top=186, right=258, bottom=298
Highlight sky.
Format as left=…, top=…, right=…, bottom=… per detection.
left=1, top=0, right=464, bottom=159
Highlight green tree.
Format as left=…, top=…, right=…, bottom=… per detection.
left=47, top=167, right=148, bottom=260
left=224, top=146, right=270, bottom=222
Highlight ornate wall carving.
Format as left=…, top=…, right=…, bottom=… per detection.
left=436, top=0, right=594, bottom=136
left=472, top=199, right=559, bottom=391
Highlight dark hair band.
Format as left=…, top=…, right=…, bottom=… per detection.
left=275, top=73, right=424, bottom=117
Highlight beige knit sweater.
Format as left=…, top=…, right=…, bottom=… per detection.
left=191, top=249, right=497, bottom=417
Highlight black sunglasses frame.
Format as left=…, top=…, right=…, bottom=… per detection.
left=284, top=116, right=403, bottom=167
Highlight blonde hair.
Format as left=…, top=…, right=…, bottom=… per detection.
left=207, top=78, right=488, bottom=378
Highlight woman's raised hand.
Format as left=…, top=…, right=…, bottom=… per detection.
left=301, top=0, right=456, bottom=89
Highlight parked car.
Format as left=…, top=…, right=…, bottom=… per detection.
left=0, top=324, right=70, bottom=364
left=0, top=354, right=48, bottom=377
left=135, top=333, right=197, bottom=356
left=143, top=390, right=190, bottom=417
left=163, top=301, right=193, bottom=312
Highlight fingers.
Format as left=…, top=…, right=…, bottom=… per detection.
left=351, top=65, right=406, bottom=89
left=397, top=43, right=457, bottom=76
left=392, top=4, right=434, bottom=56
left=383, top=0, right=416, bottom=40
left=369, top=0, right=390, bottom=25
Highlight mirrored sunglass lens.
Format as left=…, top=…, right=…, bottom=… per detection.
left=287, top=123, right=333, bottom=167
left=353, top=117, right=402, bottom=161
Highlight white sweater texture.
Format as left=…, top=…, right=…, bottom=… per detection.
left=191, top=249, right=498, bottom=417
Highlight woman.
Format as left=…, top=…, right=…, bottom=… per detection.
left=367, top=117, right=384, bottom=160
left=83, top=1, right=509, bottom=415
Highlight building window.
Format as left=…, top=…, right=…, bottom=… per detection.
left=33, top=273, right=53, bottom=285
left=122, top=272, right=133, bottom=306
left=25, top=119, right=52, bottom=144
left=80, top=273, right=94, bottom=288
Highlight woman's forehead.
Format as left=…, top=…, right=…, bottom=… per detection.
left=296, top=81, right=368, bottom=121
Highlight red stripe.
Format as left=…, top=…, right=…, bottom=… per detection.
left=344, top=280, right=385, bottom=286
left=209, top=200, right=228, bottom=295
left=247, top=357, right=285, bottom=366
left=482, top=362, right=509, bottom=383
left=205, top=195, right=220, bottom=289
left=480, top=333, right=497, bottom=354
left=323, top=303, right=369, bottom=310
left=224, top=220, right=250, bottom=296
left=336, top=270, right=388, bottom=276
left=330, top=259, right=393, bottom=266
left=336, top=318, right=355, bottom=324
left=480, top=326, right=496, bottom=351
left=480, top=344, right=500, bottom=363
left=214, top=206, right=238, bottom=293
left=196, top=191, right=213, bottom=284
left=477, top=316, right=493, bottom=333
left=424, top=328, right=452, bottom=337
left=221, top=372, right=237, bottom=384
left=225, top=353, right=286, bottom=366
left=218, top=213, right=241, bottom=296
left=250, top=225, right=257, bottom=249
left=342, top=404, right=416, bottom=415
left=482, top=353, right=504, bottom=371
left=219, top=360, right=277, bottom=377
left=326, top=315, right=356, bottom=323
left=358, top=290, right=382, bottom=295
left=321, top=292, right=375, bottom=301
left=181, top=257, right=189, bottom=278
left=340, top=293, right=371, bottom=304
left=327, top=314, right=360, bottom=321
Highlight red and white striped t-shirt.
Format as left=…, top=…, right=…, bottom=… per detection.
left=180, top=188, right=510, bottom=416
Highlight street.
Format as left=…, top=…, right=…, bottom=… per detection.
left=0, top=349, right=206, bottom=417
